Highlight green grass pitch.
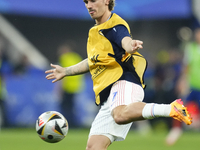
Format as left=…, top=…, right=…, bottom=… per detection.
left=0, top=128, right=199, bottom=150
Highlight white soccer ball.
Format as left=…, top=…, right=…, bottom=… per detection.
left=36, top=111, right=69, bottom=143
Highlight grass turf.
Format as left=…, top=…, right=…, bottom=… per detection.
left=0, top=128, right=199, bottom=150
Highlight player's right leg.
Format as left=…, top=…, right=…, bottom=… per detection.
left=87, top=86, right=133, bottom=150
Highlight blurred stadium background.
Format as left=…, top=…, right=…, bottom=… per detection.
left=0, top=0, right=200, bottom=149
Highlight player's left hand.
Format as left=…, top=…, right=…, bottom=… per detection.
left=131, top=40, right=143, bottom=51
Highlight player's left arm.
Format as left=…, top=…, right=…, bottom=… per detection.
left=108, top=25, right=143, bottom=54
left=121, top=37, right=143, bottom=54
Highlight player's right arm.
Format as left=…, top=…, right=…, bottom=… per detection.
left=45, top=58, right=89, bottom=83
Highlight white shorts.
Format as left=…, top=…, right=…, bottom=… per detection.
left=89, top=80, right=144, bottom=142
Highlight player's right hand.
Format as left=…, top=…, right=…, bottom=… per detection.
left=45, top=64, right=66, bottom=83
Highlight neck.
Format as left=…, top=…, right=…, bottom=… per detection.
left=95, top=11, right=112, bottom=25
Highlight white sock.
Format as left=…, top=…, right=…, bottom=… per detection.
left=142, top=103, right=171, bottom=119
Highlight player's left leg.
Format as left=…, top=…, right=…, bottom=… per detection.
left=109, top=80, right=145, bottom=124
left=110, top=80, right=192, bottom=125
left=111, top=102, right=145, bottom=124
left=86, top=135, right=111, bottom=150
left=111, top=101, right=172, bottom=124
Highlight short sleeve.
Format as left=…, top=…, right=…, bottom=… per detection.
left=102, top=25, right=131, bottom=48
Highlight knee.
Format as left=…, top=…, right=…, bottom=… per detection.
left=86, top=143, right=94, bottom=150
left=86, top=143, right=109, bottom=150
left=113, top=113, right=126, bottom=125
left=112, top=109, right=127, bottom=125
left=112, top=106, right=129, bottom=125
left=86, top=144, right=106, bottom=150
left=86, top=142, right=100, bottom=150
left=86, top=135, right=110, bottom=150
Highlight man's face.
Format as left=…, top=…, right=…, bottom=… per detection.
left=84, top=0, right=109, bottom=20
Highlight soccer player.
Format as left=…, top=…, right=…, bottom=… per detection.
left=45, top=0, right=192, bottom=149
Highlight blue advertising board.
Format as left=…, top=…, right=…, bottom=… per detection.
left=3, top=66, right=96, bottom=127
left=0, top=0, right=192, bottom=20
left=4, top=67, right=61, bottom=126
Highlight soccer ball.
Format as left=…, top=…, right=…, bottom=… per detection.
left=36, top=111, right=69, bottom=143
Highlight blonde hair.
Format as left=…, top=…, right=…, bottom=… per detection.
left=83, top=0, right=115, bottom=11
left=108, top=0, right=115, bottom=11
